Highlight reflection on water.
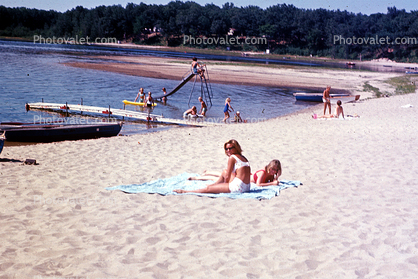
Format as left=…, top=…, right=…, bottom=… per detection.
left=0, top=40, right=321, bottom=135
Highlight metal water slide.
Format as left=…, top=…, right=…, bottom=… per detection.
left=153, top=71, right=196, bottom=100
left=153, top=65, right=214, bottom=110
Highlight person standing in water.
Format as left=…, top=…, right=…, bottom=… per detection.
left=134, top=88, right=145, bottom=103
left=143, top=92, right=154, bottom=108
left=223, top=97, right=234, bottom=123
left=198, top=97, right=207, bottom=116
left=162, top=87, right=168, bottom=104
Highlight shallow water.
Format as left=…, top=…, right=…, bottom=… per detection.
left=0, top=40, right=320, bottom=135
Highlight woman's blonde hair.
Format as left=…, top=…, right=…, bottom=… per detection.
left=224, top=139, right=242, bottom=154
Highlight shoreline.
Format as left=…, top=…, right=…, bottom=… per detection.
left=63, top=54, right=407, bottom=99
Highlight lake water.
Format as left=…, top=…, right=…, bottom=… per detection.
left=0, top=40, right=321, bottom=135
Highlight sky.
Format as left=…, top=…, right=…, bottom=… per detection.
left=2, top=0, right=416, bottom=15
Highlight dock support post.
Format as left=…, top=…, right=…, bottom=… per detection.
left=123, top=104, right=125, bottom=120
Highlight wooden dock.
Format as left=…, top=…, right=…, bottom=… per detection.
left=26, top=102, right=221, bottom=127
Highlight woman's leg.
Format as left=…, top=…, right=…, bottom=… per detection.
left=188, top=170, right=222, bottom=181
left=174, top=183, right=230, bottom=194
left=188, top=175, right=218, bottom=181
left=211, top=169, right=235, bottom=184
left=203, top=170, right=222, bottom=176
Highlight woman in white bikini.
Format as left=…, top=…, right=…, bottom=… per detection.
left=174, top=139, right=251, bottom=194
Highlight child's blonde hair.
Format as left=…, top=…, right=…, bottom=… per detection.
left=266, top=159, right=281, bottom=174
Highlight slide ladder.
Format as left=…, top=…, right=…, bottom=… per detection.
left=187, top=64, right=213, bottom=109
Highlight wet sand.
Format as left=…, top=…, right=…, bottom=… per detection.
left=64, top=54, right=409, bottom=98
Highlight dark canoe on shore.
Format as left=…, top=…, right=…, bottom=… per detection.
left=293, top=93, right=352, bottom=102
left=0, top=134, right=4, bottom=154
left=0, top=122, right=123, bottom=142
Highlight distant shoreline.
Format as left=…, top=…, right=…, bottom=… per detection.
left=1, top=37, right=412, bottom=97
left=63, top=53, right=407, bottom=99
left=3, top=36, right=418, bottom=68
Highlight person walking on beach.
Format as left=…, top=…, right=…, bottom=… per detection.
left=134, top=88, right=145, bottom=103
left=223, top=97, right=234, bottom=123
left=174, top=139, right=251, bottom=194
left=198, top=97, right=207, bottom=116
left=323, top=86, right=331, bottom=115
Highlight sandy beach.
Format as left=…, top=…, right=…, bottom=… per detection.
left=1, top=53, right=418, bottom=278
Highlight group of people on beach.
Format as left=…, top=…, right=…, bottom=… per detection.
left=174, top=139, right=281, bottom=194
left=314, top=85, right=345, bottom=119
left=182, top=96, right=243, bottom=123
left=134, top=57, right=247, bottom=122
left=222, top=97, right=243, bottom=123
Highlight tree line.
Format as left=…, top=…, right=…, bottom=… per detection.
left=1, top=2, right=417, bottom=62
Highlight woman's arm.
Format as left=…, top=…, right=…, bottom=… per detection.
left=255, top=171, right=279, bottom=187
left=223, top=156, right=236, bottom=183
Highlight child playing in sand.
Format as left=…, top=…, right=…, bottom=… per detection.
left=232, top=111, right=242, bottom=123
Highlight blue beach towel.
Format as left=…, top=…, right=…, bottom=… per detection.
left=106, top=173, right=301, bottom=200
